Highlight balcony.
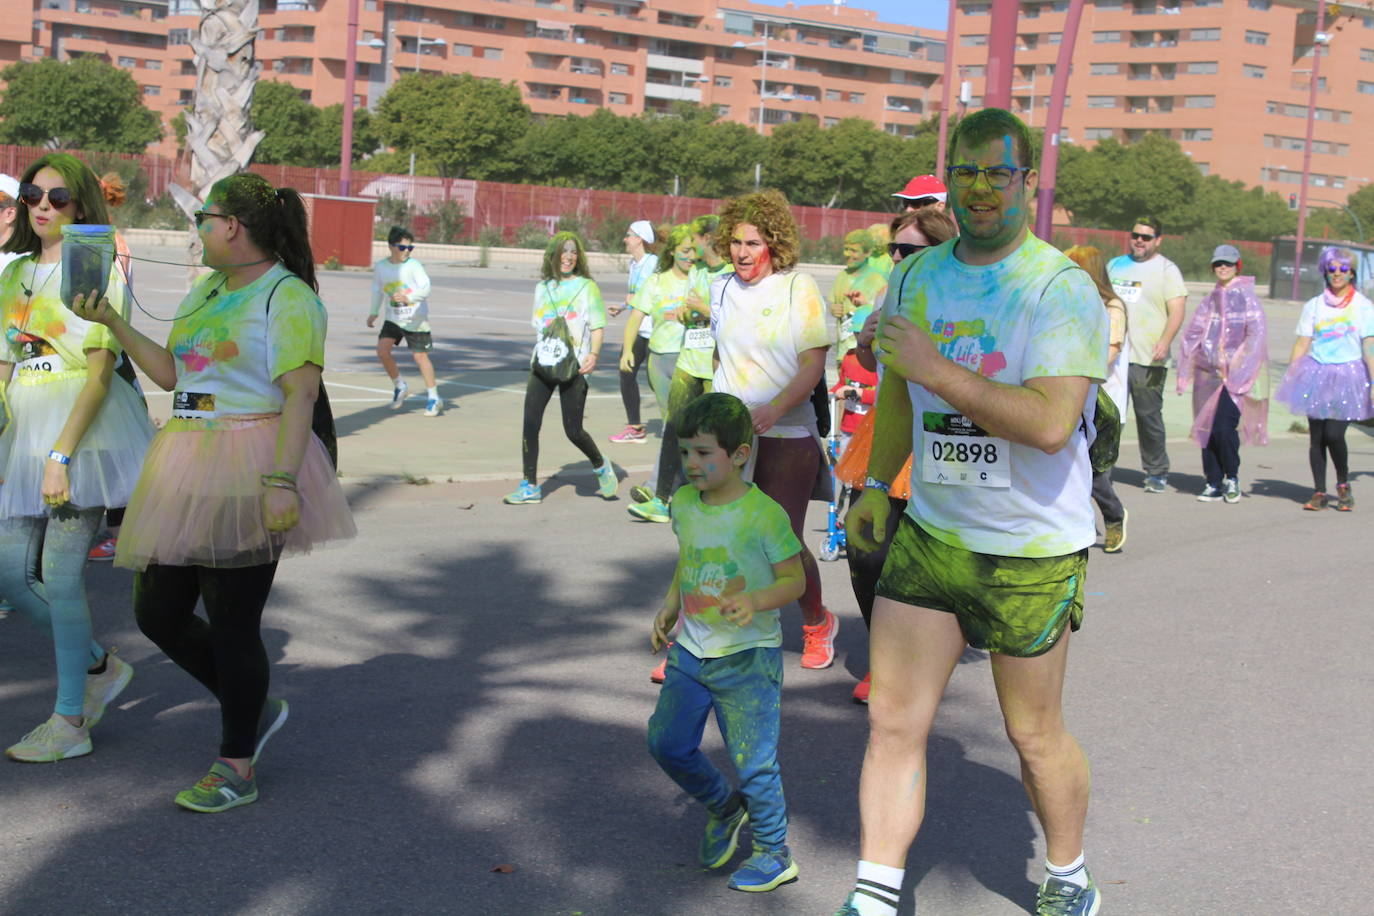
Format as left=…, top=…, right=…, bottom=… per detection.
left=643, top=82, right=702, bottom=102
left=646, top=52, right=704, bottom=74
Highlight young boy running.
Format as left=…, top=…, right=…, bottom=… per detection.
left=368, top=227, right=441, bottom=416
left=647, top=392, right=806, bottom=894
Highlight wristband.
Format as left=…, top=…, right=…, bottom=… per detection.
left=863, top=476, right=891, bottom=493
left=47, top=450, right=70, bottom=465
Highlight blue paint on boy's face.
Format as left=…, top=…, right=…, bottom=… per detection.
left=949, top=133, right=1033, bottom=253
left=681, top=433, right=737, bottom=493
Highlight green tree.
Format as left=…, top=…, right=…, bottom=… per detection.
left=374, top=72, right=530, bottom=179
left=0, top=57, right=162, bottom=152
left=767, top=118, right=909, bottom=209
left=317, top=103, right=380, bottom=165
left=251, top=80, right=326, bottom=165
left=1056, top=133, right=1202, bottom=233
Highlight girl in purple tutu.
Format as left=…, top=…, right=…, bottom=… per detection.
left=1274, top=246, right=1374, bottom=511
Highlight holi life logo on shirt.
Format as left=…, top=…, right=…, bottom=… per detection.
left=929, top=316, right=1007, bottom=378
left=172, top=327, right=240, bottom=372
left=681, top=546, right=745, bottom=617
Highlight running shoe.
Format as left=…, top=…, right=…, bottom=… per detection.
left=1143, top=474, right=1167, bottom=494
left=87, top=536, right=117, bottom=562
left=630, top=485, right=654, bottom=504
left=1335, top=482, right=1354, bottom=512
left=84, top=648, right=134, bottom=728
left=6, top=714, right=92, bottom=762
left=1103, top=509, right=1127, bottom=554
left=1223, top=477, right=1241, bottom=504
left=650, top=648, right=670, bottom=684
left=1303, top=491, right=1327, bottom=511
left=832, top=894, right=863, bottom=916
left=595, top=461, right=619, bottom=499
left=801, top=608, right=839, bottom=669
left=700, top=796, right=748, bottom=869
left=1196, top=484, right=1223, bottom=502
left=851, top=672, right=871, bottom=704
left=728, top=847, right=799, bottom=893
left=503, top=481, right=542, bottom=505
left=609, top=424, right=648, bottom=444
left=1036, top=872, right=1101, bottom=916
left=252, top=697, right=289, bottom=765
left=174, top=760, right=258, bottom=813
left=388, top=380, right=408, bottom=410
left=628, top=496, right=670, bottom=523
left=423, top=397, right=443, bottom=417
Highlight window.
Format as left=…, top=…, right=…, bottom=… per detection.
left=454, top=44, right=473, bottom=56
left=145, top=59, right=161, bottom=70
left=1048, top=32, right=1062, bottom=44
left=1245, top=30, right=1267, bottom=45
left=1184, top=95, right=1215, bottom=107
left=849, top=92, right=865, bottom=104
left=1184, top=61, right=1217, bottom=74
left=486, top=47, right=502, bottom=60
left=143, top=85, right=160, bottom=96
left=1247, top=0, right=1269, bottom=7
left=609, top=92, right=628, bottom=104
left=613, top=33, right=635, bottom=47
left=1085, top=127, right=1114, bottom=140
left=1362, top=49, right=1374, bottom=62
left=1190, top=28, right=1220, bottom=40
left=1192, top=0, right=1221, bottom=6
left=713, top=103, right=729, bottom=116
left=962, top=34, right=987, bottom=47
left=1090, top=62, right=1121, bottom=75
left=963, top=64, right=986, bottom=77
left=965, top=1, right=990, bottom=13
left=1088, top=95, right=1117, bottom=108
left=823, top=116, right=840, bottom=127
left=1181, top=128, right=1212, bottom=141
left=1243, top=64, right=1266, bottom=78
left=825, top=89, right=842, bottom=101
left=1359, top=81, right=1374, bottom=94
left=118, top=56, right=136, bottom=68
left=714, top=75, right=731, bottom=87
left=169, top=28, right=190, bottom=44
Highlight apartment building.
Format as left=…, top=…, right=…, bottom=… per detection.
left=951, top=0, right=1374, bottom=195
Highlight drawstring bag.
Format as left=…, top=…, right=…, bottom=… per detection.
left=531, top=280, right=585, bottom=385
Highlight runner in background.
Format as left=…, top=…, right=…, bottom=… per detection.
left=368, top=227, right=441, bottom=417
left=608, top=220, right=658, bottom=445
left=829, top=229, right=888, bottom=372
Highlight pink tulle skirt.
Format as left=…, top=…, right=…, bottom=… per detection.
left=114, top=414, right=356, bottom=571
left=1274, top=356, right=1373, bottom=421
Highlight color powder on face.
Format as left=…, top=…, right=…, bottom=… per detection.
left=737, top=244, right=771, bottom=282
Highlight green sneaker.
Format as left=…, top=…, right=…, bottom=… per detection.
left=1036, top=871, right=1101, bottom=916
left=595, top=461, right=619, bottom=499
left=252, top=697, right=289, bottom=765
left=627, top=496, right=670, bottom=523
left=699, top=797, right=748, bottom=869
left=174, top=760, right=258, bottom=813
left=6, top=713, right=92, bottom=762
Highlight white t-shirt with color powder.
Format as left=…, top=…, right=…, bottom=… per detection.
left=1296, top=290, right=1374, bottom=364
left=1107, top=252, right=1187, bottom=366
left=631, top=268, right=689, bottom=354
left=884, top=235, right=1108, bottom=558
left=627, top=253, right=658, bottom=339
left=710, top=270, right=831, bottom=438
left=369, top=257, right=432, bottom=332
left=531, top=276, right=606, bottom=365
left=671, top=482, right=802, bottom=659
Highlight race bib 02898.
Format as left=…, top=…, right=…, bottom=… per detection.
left=921, top=411, right=1010, bottom=488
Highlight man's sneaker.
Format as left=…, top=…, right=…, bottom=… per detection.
left=1143, top=474, right=1167, bottom=493
left=595, top=461, right=619, bottom=499
left=87, top=536, right=117, bottom=562
left=174, top=760, right=258, bottom=813
left=800, top=608, right=839, bottom=669
left=1223, top=477, right=1241, bottom=504
left=650, top=647, right=671, bottom=684
left=6, top=714, right=92, bottom=762
left=252, top=697, right=289, bottom=765
left=1036, top=872, right=1101, bottom=916
left=84, top=649, right=134, bottom=728
left=727, top=847, right=799, bottom=893
left=1335, top=481, right=1354, bottom=512
left=630, top=485, right=654, bottom=504
left=609, top=424, right=648, bottom=444
left=423, top=398, right=443, bottom=417
left=700, top=797, right=748, bottom=869
left=503, top=481, right=542, bottom=505
left=851, top=672, right=871, bottom=704
left=1303, top=491, right=1327, bottom=511
left=1103, top=509, right=1128, bottom=554
left=628, top=496, right=671, bottom=523
left=388, top=380, right=408, bottom=410
left=1197, top=484, right=1223, bottom=502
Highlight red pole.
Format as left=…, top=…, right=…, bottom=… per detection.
left=1290, top=2, right=1326, bottom=300
left=935, top=0, right=957, bottom=178
left=984, top=0, right=1019, bottom=110
left=341, top=0, right=360, bottom=197
left=1034, top=0, right=1086, bottom=240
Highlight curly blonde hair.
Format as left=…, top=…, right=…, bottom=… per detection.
left=713, top=189, right=800, bottom=272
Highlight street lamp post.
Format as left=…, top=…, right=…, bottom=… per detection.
left=341, top=0, right=360, bottom=197
left=1291, top=5, right=1328, bottom=300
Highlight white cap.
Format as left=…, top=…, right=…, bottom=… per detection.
left=628, top=220, right=655, bottom=244
left=0, top=174, right=18, bottom=203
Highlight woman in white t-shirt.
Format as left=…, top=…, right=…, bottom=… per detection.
left=608, top=219, right=658, bottom=444
left=709, top=190, right=838, bottom=669
left=75, top=172, right=356, bottom=811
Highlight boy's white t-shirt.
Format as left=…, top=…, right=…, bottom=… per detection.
left=671, top=483, right=802, bottom=659
left=370, top=257, right=432, bottom=332
left=884, top=236, right=1108, bottom=558
left=1296, top=290, right=1374, bottom=364
left=710, top=270, right=831, bottom=438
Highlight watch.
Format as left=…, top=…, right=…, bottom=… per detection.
left=863, top=476, right=891, bottom=493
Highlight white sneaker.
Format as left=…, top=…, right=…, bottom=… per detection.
left=7, top=713, right=92, bottom=762
left=388, top=380, right=409, bottom=410
left=84, top=649, right=134, bottom=728
left=424, top=397, right=442, bottom=417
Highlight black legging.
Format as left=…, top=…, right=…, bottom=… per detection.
left=619, top=335, right=650, bottom=427
left=654, top=371, right=710, bottom=501
left=1308, top=418, right=1350, bottom=493
left=522, top=371, right=604, bottom=482
left=846, top=494, right=907, bottom=629
left=135, top=561, right=279, bottom=759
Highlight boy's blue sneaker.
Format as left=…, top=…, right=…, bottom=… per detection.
left=699, top=799, right=748, bottom=869
left=727, top=847, right=798, bottom=893
left=627, top=496, right=670, bottom=523
left=1036, top=872, right=1100, bottom=916
left=595, top=461, right=618, bottom=499
left=503, top=481, right=542, bottom=505
left=831, top=894, right=862, bottom=916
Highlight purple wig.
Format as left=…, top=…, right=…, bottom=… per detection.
left=1318, top=246, right=1357, bottom=287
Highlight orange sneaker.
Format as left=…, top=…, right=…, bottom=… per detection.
left=651, top=645, right=671, bottom=684
left=800, top=608, right=838, bottom=669
left=851, top=672, right=871, bottom=704
left=88, top=536, right=117, bottom=562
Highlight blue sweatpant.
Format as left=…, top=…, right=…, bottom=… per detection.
left=646, top=644, right=787, bottom=852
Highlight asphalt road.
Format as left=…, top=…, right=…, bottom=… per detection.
left=1, top=245, right=1370, bottom=915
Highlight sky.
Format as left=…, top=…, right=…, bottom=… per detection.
left=748, top=0, right=951, bottom=32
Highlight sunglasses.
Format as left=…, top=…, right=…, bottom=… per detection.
left=1326, top=263, right=1353, bottom=274
left=193, top=210, right=230, bottom=227
left=1130, top=232, right=1157, bottom=242
left=1211, top=261, right=1237, bottom=269
left=19, top=183, right=73, bottom=209
left=394, top=244, right=415, bottom=251
left=889, top=242, right=929, bottom=258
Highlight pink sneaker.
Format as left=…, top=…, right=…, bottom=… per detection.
left=800, top=608, right=838, bottom=669
left=609, top=425, right=648, bottom=444
left=88, top=537, right=117, bottom=562
left=651, top=644, right=672, bottom=684
left=851, top=672, right=871, bottom=704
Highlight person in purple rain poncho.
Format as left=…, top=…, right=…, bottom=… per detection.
left=1175, top=244, right=1269, bottom=504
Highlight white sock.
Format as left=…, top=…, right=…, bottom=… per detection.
left=852, top=861, right=903, bottom=915
left=426, top=387, right=438, bottom=400
left=1046, top=852, right=1088, bottom=889
left=390, top=376, right=403, bottom=389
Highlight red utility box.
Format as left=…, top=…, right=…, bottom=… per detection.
left=301, top=194, right=376, bottom=268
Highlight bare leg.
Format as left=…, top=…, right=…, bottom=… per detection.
left=411, top=350, right=438, bottom=389
left=377, top=337, right=400, bottom=382
left=857, top=598, right=966, bottom=865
